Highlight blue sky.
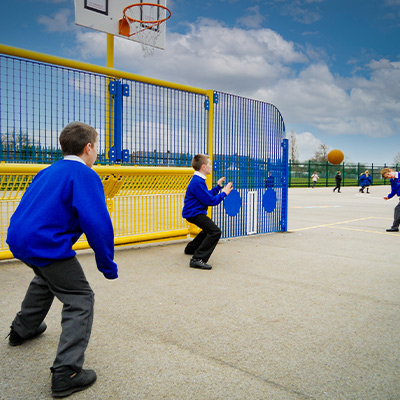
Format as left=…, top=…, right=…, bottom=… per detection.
left=1, top=0, right=400, bottom=163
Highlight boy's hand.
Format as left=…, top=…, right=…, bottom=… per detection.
left=217, top=177, right=226, bottom=187
left=384, top=197, right=389, bottom=200
left=223, top=182, right=233, bottom=195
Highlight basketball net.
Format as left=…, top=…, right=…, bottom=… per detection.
left=120, top=3, right=171, bottom=58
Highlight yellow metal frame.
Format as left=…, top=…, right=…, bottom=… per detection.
left=0, top=163, right=193, bottom=260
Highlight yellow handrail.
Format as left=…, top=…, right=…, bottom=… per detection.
left=0, top=44, right=208, bottom=95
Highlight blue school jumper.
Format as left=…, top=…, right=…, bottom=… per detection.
left=7, top=159, right=117, bottom=278
left=182, top=173, right=226, bottom=219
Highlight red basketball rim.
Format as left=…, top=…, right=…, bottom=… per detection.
left=122, top=3, right=171, bottom=26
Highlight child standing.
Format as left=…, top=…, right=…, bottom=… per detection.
left=333, top=171, right=342, bottom=193
left=6, top=122, right=118, bottom=398
left=381, top=167, right=400, bottom=232
left=182, top=154, right=233, bottom=270
left=311, top=171, right=319, bottom=188
left=359, top=170, right=372, bottom=193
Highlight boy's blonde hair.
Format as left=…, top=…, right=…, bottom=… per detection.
left=192, top=154, right=210, bottom=171
left=381, top=167, right=392, bottom=177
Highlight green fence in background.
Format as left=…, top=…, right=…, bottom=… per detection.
left=289, top=161, right=397, bottom=188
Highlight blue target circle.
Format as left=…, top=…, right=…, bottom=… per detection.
left=223, top=189, right=242, bottom=217
left=262, top=188, right=277, bottom=213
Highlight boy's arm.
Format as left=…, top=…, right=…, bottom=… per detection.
left=387, top=180, right=397, bottom=199
left=210, top=177, right=227, bottom=196
left=73, top=171, right=118, bottom=279
left=210, top=184, right=223, bottom=196
left=195, top=179, right=227, bottom=206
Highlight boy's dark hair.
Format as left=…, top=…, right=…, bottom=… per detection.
left=59, top=122, right=98, bottom=156
left=191, top=154, right=210, bottom=171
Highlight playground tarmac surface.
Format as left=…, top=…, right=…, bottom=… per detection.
left=1, top=185, right=399, bottom=400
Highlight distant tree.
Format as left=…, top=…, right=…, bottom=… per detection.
left=289, top=131, right=299, bottom=162
left=311, top=143, right=329, bottom=162
left=1, top=132, right=31, bottom=148
left=394, top=151, right=400, bottom=165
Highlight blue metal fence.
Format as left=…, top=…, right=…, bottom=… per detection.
left=0, top=54, right=210, bottom=166
left=212, top=92, right=287, bottom=238
left=121, top=79, right=208, bottom=166
left=0, top=55, right=111, bottom=163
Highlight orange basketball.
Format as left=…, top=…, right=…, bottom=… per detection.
left=327, top=149, right=344, bottom=165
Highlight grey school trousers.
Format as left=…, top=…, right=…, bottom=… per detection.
left=11, top=257, right=94, bottom=371
left=391, top=198, right=400, bottom=229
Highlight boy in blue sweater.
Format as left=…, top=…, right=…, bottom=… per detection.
left=6, top=122, right=118, bottom=398
left=381, top=167, right=400, bottom=232
left=182, top=154, right=233, bottom=270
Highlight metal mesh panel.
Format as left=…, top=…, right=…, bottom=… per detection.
left=213, top=92, right=286, bottom=238
left=0, top=165, right=192, bottom=257
left=0, top=55, right=110, bottom=163
left=0, top=55, right=208, bottom=166
left=102, top=171, right=192, bottom=237
left=289, top=161, right=393, bottom=188
left=121, top=80, right=208, bottom=166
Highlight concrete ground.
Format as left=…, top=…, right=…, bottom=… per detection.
left=1, top=185, right=399, bottom=400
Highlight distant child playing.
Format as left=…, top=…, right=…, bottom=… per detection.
left=333, top=171, right=342, bottom=193
left=359, top=170, right=372, bottom=193
left=182, top=154, right=233, bottom=270
left=6, top=122, right=118, bottom=398
left=381, top=167, right=400, bottom=232
left=311, top=171, right=319, bottom=188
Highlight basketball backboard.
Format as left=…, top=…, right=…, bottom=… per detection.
left=74, top=0, right=168, bottom=50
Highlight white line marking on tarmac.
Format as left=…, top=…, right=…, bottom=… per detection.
left=291, top=216, right=396, bottom=235
left=290, top=205, right=343, bottom=209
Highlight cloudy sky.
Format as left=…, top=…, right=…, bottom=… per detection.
left=1, top=0, right=400, bottom=163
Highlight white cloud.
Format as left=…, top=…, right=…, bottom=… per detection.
left=237, top=6, right=266, bottom=28
left=260, top=61, right=400, bottom=139
left=385, top=0, right=400, bottom=5
left=114, top=19, right=307, bottom=94
left=75, top=30, right=107, bottom=59
left=272, top=0, right=323, bottom=24
left=72, top=19, right=400, bottom=143
left=293, top=131, right=326, bottom=161
left=37, top=8, right=74, bottom=32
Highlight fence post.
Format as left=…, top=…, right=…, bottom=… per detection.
left=383, top=163, right=387, bottom=184
left=371, top=163, right=374, bottom=185
left=308, top=160, right=311, bottom=187
left=281, top=139, right=289, bottom=232
left=108, top=80, right=129, bottom=163
left=342, top=162, right=345, bottom=186
left=289, top=159, right=292, bottom=188
left=206, top=90, right=215, bottom=219
left=326, top=161, right=329, bottom=187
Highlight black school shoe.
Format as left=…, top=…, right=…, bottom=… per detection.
left=7, top=321, right=47, bottom=346
left=190, top=258, right=212, bottom=270
left=51, top=367, right=97, bottom=398
left=386, top=227, right=399, bottom=232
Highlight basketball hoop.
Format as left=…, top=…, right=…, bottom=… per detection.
left=119, top=3, right=171, bottom=57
